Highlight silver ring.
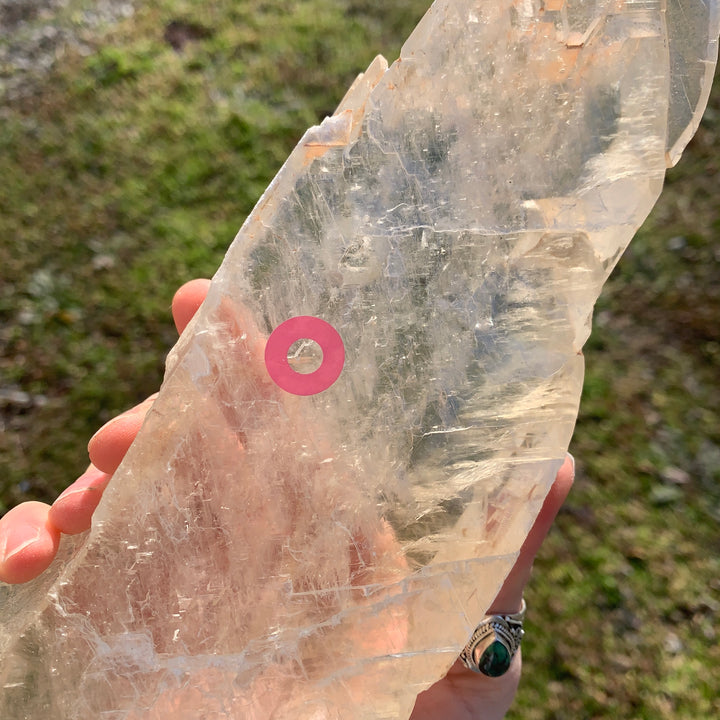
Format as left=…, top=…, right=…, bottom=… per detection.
left=459, top=599, right=526, bottom=677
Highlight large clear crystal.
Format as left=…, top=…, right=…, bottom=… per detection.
left=1, top=1, right=718, bottom=717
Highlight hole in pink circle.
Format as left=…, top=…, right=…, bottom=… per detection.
left=287, top=338, right=323, bottom=374
left=264, top=316, right=345, bottom=396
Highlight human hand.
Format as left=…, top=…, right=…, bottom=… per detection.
left=0, top=278, right=574, bottom=719
left=0, top=279, right=209, bottom=584
left=410, top=454, right=573, bottom=720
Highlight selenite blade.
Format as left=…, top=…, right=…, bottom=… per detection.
left=1, top=1, right=718, bottom=718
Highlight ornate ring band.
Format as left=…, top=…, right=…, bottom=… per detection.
left=459, top=599, right=526, bottom=677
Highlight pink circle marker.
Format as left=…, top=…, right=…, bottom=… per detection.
left=264, top=316, right=345, bottom=396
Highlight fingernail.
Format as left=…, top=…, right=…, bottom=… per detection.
left=54, top=466, right=109, bottom=502
left=0, top=522, right=41, bottom=565
left=567, top=452, right=575, bottom=475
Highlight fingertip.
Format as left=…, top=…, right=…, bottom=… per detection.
left=88, top=408, right=147, bottom=475
left=49, top=465, right=111, bottom=535
left=172, top=278, right=211, bottom=334
left=546, top=452, right=575, bottom=510
left=0, top=501, right=60, bottom=585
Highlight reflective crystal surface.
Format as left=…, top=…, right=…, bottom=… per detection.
left=2, top=1, right=718, bottom=718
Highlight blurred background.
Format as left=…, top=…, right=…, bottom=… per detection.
left=1, top=1, right=718, bottom=717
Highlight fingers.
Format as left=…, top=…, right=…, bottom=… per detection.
left=172, top=278, right=211, bottom=334
left=88, top=278, right=212, bottom=474
left=0, top=501, right=61, bottom=584
left=0, top=280, right=215, bottom=587
left=86, top=279, right=213, bottom=473
left=87, top=394, right=157, bottom=475
left=48, top=465, right=111, bottom=535
left=488, top=453, right=574, bottom=613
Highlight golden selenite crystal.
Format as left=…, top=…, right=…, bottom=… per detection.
left=1, top=1, right=718, bottom=717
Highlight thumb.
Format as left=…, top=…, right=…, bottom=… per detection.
left=489, top=453, right=575, bottom=614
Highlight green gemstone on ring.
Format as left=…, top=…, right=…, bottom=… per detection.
left=478, top=639, right=512, bottom=677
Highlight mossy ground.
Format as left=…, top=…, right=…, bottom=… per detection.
left=1, top=2, right=719, bottom=717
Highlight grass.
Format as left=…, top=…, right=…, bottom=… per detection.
left=1, top=1, right=719, bottom=717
